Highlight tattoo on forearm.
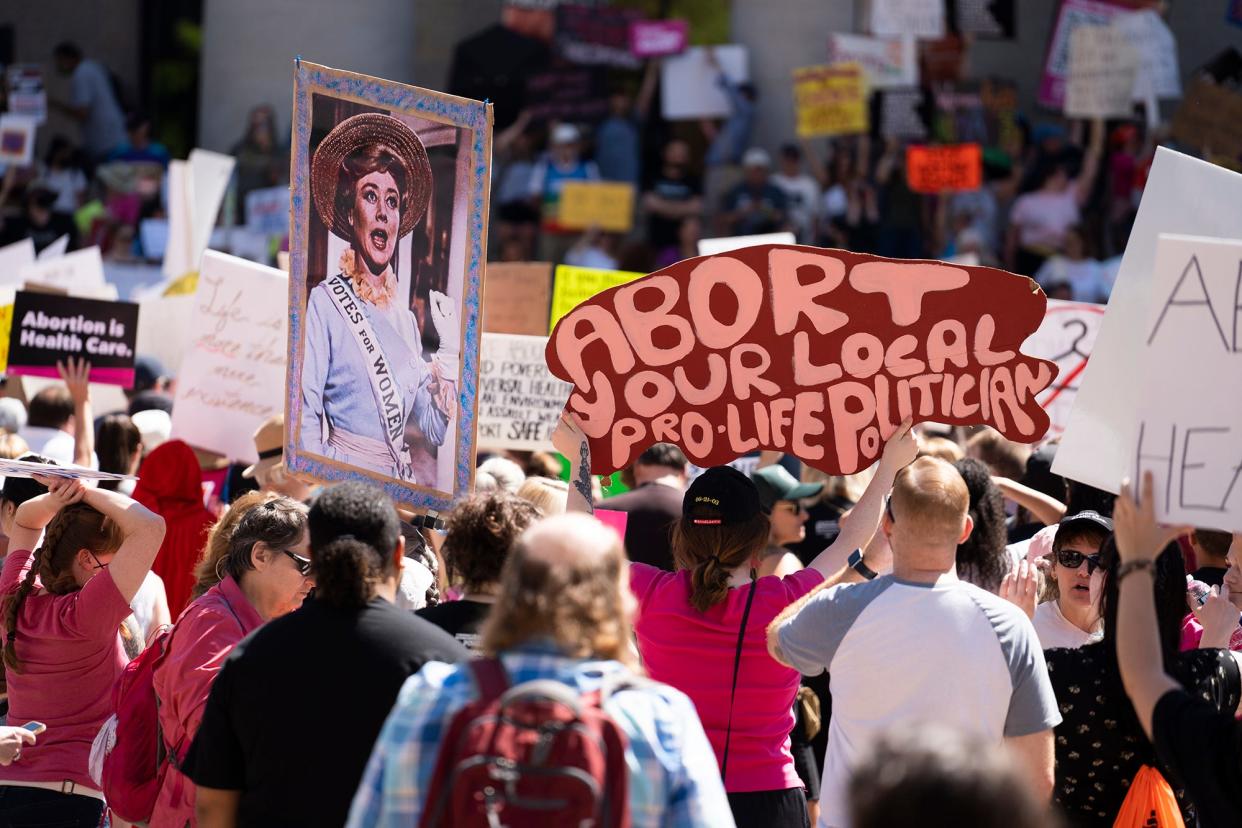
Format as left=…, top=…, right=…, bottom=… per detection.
left=575, top=442, right=594, bottom=513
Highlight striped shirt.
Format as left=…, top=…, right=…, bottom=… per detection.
left=346, top=644, right=736, bottom=827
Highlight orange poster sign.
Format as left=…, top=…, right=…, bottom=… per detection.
left=905, top=144, right=982, bottom=193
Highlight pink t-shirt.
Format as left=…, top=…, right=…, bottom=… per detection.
left=629, top=563, right=824, bottom=793
left=1009, top=186, right=1080, bottom=251
left=0, top=547, right=133, bottom=790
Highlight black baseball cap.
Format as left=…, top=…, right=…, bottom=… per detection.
left=683, top=466, right=762, bottom=526
left=1058, top=510, right=1114, bottom=535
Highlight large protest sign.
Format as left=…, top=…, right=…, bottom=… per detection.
left=661, top=46, right=749, bottom=121
left=547, top=244, right=1056, bottom=475
left=1065, top=24, right=1138, bottom=118
left=827, top=33, right=917, bottom=90
left=949, top=0, right=1016, bottom=39
left=0, top=239, right=36, bottom=284
left=483, top=262, right=554, bottom=336
left=557, top=3, right=643, bottom=69
left=0, top=115, right=35, bottom=167
left=524, top=67, right=609, bottom=123
left=1112, top=9, right=1180, bottom=102
left=286, top=61, right=490, bottom=511
left=629, top=19, right=687, bottom=58
left=7, top=291, right=139, bottom=386
left=1170, top=78, right=1242, bottom=166
left=550, top=265, right=645, bottom=331
left=1129, top=235, right=1242, bottom=531
left=171, top=251, right=288, bottom=464
left=867, top=0, right=945, bottom=38
left=906, top=144, right=982, bottom=194
left=877, top=87, right=929, bottom=140
left=478, top=333, right=573, bottom=451
left=1039, top=0, right=1129, bottom=109
left=16, top=247, right=106, bottom=294
left=5, top=65, right=47, bottom=123
left=793, top=63, right=868, bottom=139
left=1022, top=299, right=1103, bottom=438
left=1055, top=149, right=1242, bottom=492
left=698, top=232, right=796, bottom=257
left=163, top=150, right=236, bottom=282
left=557, top=181, right=636, bottom=233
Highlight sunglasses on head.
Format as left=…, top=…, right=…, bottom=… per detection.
left=1056, top=548, right=1102, bottom=574
left=282, top=549, right=312, bottom=576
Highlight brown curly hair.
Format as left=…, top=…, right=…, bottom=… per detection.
left=2, top=503, right=124, bottom=672
left=192, top=491, right=282, bottom=598
left=671, top=513, right=770, bottom=613
left=443, top=492, right=541, bottom=592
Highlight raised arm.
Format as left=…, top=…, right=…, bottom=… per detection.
left=993, top=476, right=1066, bottom=526
left=1074, top=118, right=1105, bottom=207
left=59, top=357, right=94, bottom=469
left=552, top=412, right=594, bottom=515
left=634, top=58, right=659, bottom=122
left=79, top=484, right=166, bottom=603
left=10, top=476, right=88, bottom=554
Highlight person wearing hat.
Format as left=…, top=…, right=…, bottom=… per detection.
left=244, top=414, right=313, bottom=502
left=751, top=464, right=823, bottom=578
left=1031, top=510, right=1113, bottom=649
left=527, top=122, right=600, bottom=259
left=720, top=147, right=789, bottom=237
left=301, top=112, right=458, bottom=484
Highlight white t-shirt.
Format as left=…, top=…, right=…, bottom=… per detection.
left=1033, top=599, right=1102, bottom=650
left=776, top=575, right=1061, bottom=828
left=130, top=571, right=168, bottom=642
left=18, top=426, right=99, bottom=468
left=1009, top=186, right=1080, bottom=251
left=771, top=172, right=821, bottom=243
left=1034, top=256, right=1108, bottom=303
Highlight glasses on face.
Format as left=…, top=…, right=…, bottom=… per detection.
left=1056, top=548, right=1102, bottom=574
left=282, top=549, right=312, bottom=576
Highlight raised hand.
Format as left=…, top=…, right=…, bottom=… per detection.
left=1114, top=472, right=1191, bottom=563
left=999, top=558, right=1039, bottom=621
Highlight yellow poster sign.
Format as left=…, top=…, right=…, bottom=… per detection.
left=793, top=62, right=868, bottom=138
left=557, top=181, right=636, bottom=232
left=0, top=304, right=11, bottom=373
left=549, top=265, right=645, bottom=333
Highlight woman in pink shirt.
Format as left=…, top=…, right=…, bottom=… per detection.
left=554, top=414, right=917, bottom=828
left=0, top=476, right=166, bottom=826
left=151, top=495, right=312, bottom=827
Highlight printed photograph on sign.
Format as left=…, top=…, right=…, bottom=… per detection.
left=286, top=60, right=492, bottom=511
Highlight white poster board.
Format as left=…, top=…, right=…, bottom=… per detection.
left=697, top=231, right=796, bottom=256
left=477, top=333, right=572, bottom=452
left=1065, top=25, right=1138, bottom=118
left=18, top=246, right=106, bottom=294
left=162, top=151, right=236, bottom=281
left=0, top=239, right=36, bottom=285
left=661, top=46, right=749, bottom=120
left=170, top=250, right=288, bottom=463
left=1112, top=10, right=1181, bottom=102
left=1054, top=149, right=1242, bottom=492
left=36, top=235, right=70, bottom=262
left=867, top=0, right=946, bottom=38
left=134, top=294, right=196, bottom=375
left=1131, top=235, right=1242, bottom=531
left=1021, top=299, right=1104, bottom=439
left=827, top=33, right=917, bottom=89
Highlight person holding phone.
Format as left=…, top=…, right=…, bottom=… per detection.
left=0, top=725, right=40, bottom=766
left=0, top=475, right=165, bottom=826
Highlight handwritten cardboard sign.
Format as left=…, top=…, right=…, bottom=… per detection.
left=1022, top=299, right=1104, bottom=439
left=557, top=181, right=636, bottom=233
left=828, top=33, right=917, bottom=90
left=1170, top=78, right=1242, bottom=166
left=170, top=251, right=288, bottom=463
left=483, top=262, right=554, bottom=336
left=905, top=144, right=982, bottom=194
left=549, top=264, right=645, bottom=332
left=478, top=332, right=573, bottom=451
left=1131, top=235, right=1242, bottom=531
left=1065, top=24, right=1138, bottom=118
left=793, top=63, right=869, bottom=138
left=7, top=291, right=139, bottom=386
left=629, top=19, right=688, bottom=57
left=546, top=244, right=1056, bottom=475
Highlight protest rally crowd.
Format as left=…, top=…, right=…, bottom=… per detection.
left=0, top=2, right=1241, bottom=828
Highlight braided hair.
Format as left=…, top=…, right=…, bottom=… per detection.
left=2, top=502, right=124, bottom=672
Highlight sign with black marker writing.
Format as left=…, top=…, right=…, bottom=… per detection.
left=1133, top=234, right=1242, bottom=532
left=478, top=332, right=572, bottom=451
left=7, top=291, right=139, bottom=386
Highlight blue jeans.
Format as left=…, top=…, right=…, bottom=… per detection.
left=0, top=786, right=103, bottom=828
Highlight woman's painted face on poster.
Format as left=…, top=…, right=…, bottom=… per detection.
left=350, top=169, right=400, bottom=274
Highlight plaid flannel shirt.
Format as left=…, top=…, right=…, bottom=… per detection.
left=346, top=644, right=735, bottom=828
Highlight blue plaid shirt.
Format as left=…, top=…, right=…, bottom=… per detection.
left=346, top=645, right=736, bottom=828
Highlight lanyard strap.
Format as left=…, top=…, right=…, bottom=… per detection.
left=720, top=573, right=757, bottom=782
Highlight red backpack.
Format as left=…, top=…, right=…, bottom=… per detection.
left=419, top=659, right=632, bottom=828
left=97, top=626, right=184, bottom=824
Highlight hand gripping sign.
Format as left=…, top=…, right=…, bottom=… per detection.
left=545, top=244, right=1057, bottom=475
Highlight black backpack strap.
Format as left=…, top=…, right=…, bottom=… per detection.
left=721, top=574, right=758, bottom=782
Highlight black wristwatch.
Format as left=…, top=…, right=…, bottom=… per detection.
left=848, top=548, right=877, bottom=581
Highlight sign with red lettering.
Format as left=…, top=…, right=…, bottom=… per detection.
left=546, top=244, right=1056, bottom=475
left=906, top=144, right=982, bottom=193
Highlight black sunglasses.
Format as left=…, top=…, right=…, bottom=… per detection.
left=1055, top=548, right=1102, bottom=574
left=282, top=549, right=312, bottom=576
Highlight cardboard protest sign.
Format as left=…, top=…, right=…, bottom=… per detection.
left=793, top=63, right=868, bottom=139
left=827, top=33, right=917, bottom=90
left=483, top=262, right=554, bottom=336
left=1111, top=10, right=1180, bottom=102
left=546, top=244, right=1056, bottom=475
left=556, top=3, right=643, bottom=69
left=661, top=46, right=749, bottom=121
left=1065, top=24, right=1138, bottom=118
left=877, top=87, right=929, bottom=140
left=550, top=265, right=645, bottom=331
left=1039, top=0, right=1128, bottom=109
left=523, top=67, right=609, bottom=123
left=478, top=333, right=573, bottom=451
left=244, top=186, right=291, bottom=236
left=1170, top=78, right=1242, bottom=166
left=286, top=61, right=490, bottom=512
left=905, top=144, right=982, bottom=194
left=949, top=0, right=1015, bottom=38
left=5, top=65, right=47, bottom=123
left=1129, top=235, right=1242, bottom=531
left=557, top=181, right=636, bottom=233
left=0, top=115, right=35, bottom=167
left=170, top=251, right=288, bottom=463
left=17, top=247, right=106, bottom=294
left=629, top=19, right=688, bottom=58
left=1021, top=299, right=1103, bottom=438
left=698, top=232, right=796, bottom=257
left=867, top=0, right=945, bottom=38
left=1055, top=149, right=1242, bottom=492
left=7, top=291, right=139, bottom=386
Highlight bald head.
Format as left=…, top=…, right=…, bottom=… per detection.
left=888, top=457, right=971, bottom=552
left=518, top=513, right=622, bottom=571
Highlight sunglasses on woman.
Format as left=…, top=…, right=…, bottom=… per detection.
left=282, top=549, right=312, bottom=576
left=1055, top=548, right=1102, bottom=574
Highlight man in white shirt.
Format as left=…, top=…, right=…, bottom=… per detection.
left=51, top=42, right=127, bottom=161
left=18, top=382, right=96, bottom=468
left=771, top=144, right=821, bottom=244
left=768, top=457, right=1060, bottom=827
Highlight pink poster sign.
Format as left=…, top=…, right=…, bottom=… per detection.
left=629, top=19, right=689, bottom=58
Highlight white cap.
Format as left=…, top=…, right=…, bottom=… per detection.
left=742, top=147, right=771, bottom=168
left=551, top=123, right=581, bottom=145
left=131, top=409, right=172, bottom=453
left=0, top=398, right=27, bottom=434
